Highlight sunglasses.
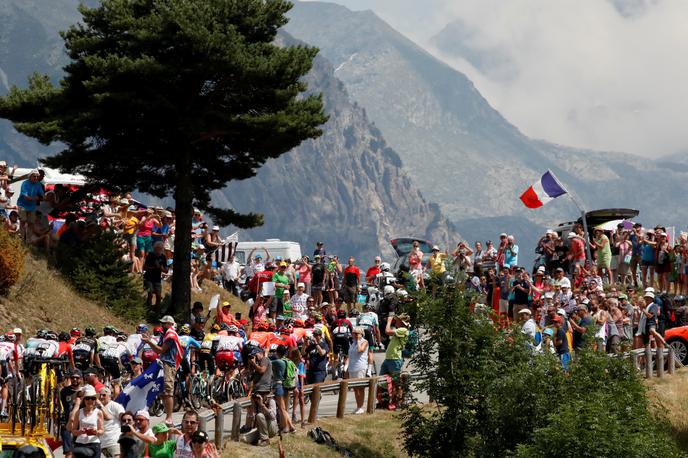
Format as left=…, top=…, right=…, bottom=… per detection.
left=183, top=420, right=198, bottom=425
left=136, top=418, right=148, bottom=422
left=84, top=397, right=96, bottom=401
left=99, top=393, right=108, bottom=397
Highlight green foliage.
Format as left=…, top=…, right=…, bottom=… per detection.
left=400, top=287, right=683, bottom=458
left=0, top=0, right=327, bottom=311
left=55, top=230, right=144, bottom=321
left=0, top=227, right=24, bottom=294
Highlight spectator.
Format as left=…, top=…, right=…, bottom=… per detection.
left=346, top=327, right=369, bottom=414
left=241, top=393, right=278, bottom=446
left=248, top=345, right=273, bottom=395
left=271, top=345, right=295, bottom=433
left=190, top=431, right=218, bottom=458
left=305, top=328, right=329, bottom=384
left=504, top=235, right=519, bottom=269
left=313, top=241, right=326, bottom=258
left=342, top=256, right=360, bottom=311
left=60, top=370, right=83, bottom=458
left=16, top=169, right=44, bottom=241
left=380, top=313, right=410, bottom=411
left=98, top=387, right=125, bottom=458
left=143, top=241, right=169, bottom=308
left=67, top=385, right=104, bottom=458
left=551, top=315, right=570, bottom=371
left=148, top=423, right=179, bottom=458
left=172, top=410, right=201, bottom=458
left=142, top=315, right=181, bottom=426
left=220, top=254, right=241, bottom=296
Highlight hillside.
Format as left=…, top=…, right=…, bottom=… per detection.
left=0, top=0, right=459, bottom=262
left=285, top=1, right=688, bottom=252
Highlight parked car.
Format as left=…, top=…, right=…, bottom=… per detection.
left=389, top=237, right=433, bottom=273
left=664, top=326, right=688, bottom=365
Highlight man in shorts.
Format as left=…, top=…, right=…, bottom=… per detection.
left=143, top=241, right=168, bottom=308
left=16, top=170, right=44, bottom=241
left=380, top=313, right=410, bottom=410
left=142, top=315, right=182, bottom=426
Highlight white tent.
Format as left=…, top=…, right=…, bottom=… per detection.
left=8, top=167, right=87, bottom=206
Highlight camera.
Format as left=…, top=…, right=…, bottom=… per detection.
left=121, top=424, right=132, bottom=433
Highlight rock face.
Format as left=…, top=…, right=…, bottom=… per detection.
left=285, top=1, right=688, bottom=255
left=0, top=1, right=459, bottom=262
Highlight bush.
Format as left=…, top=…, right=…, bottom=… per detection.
left=54, top=229, right=144, bottom=321
left=0, top=226, right=24, bottom=294
left=400, top=287, right=683, bottom=458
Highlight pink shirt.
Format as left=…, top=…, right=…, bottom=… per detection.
left=298, top=264, right=312, bottom=284
left=137, top=218, right=155, bottom=237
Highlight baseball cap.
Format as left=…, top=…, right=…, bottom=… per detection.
left=131, top=357, right=143, bottom=365
left=556, top=308, right=567, bottom=317
left=153, top=423, right=169, bottom=434
left=99, top=387, right=112, bottom=396
left=432, top=245, right=440, bottom=251
left=279, top=262, right=288, bottom=267
left=537, top=266, right=545, bottom=273
left=12, top=328, right=22, bottom=335
left=644, top=291, right=655, bottom=299
left=518, top=308, right=531, bottom=315
left=499, top=233, right=507, bottom=238
left=222, top=301, right=231, bottom=308
left=551, top=316, right=563, bottom=325
left=160, top=315, right=176, bottom=325
left=297, top=282, right=305, bottom=288
left=644, top=287, right=655, bottom=293
left=135, top=410, right=150, bottom=420
left=212, top=225, right=220, bottom=231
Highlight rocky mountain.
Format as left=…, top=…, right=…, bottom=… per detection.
left=0, top=0, right=457, bottom=262
left=285, top=2, right=688, bottom=256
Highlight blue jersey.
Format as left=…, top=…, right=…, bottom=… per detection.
left=179, top=335, right=201, bottom=360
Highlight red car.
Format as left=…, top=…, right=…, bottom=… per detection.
left=664, top=326, right=688, bottom=364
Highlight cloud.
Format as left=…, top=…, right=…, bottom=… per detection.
left=305, top=0, right=688, bottom=157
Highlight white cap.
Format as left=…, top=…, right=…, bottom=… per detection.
left=499, top=233, right=507, bottom=238
left=537, top=266, right=546, bottom=273
left=507, top=235, right=515, bottom=241
left=556, top=308, right=567, bottom=317
left=135, top=409, right=150, bottom=420
left=567, top=232, right=576, bottom=239
left=546, top=230, right=555, bottom=235
left=582, top=298, right=590, bottom=305
left=12, top=328, right=22, bottom=334
left=384, top=285, right=395, bottom=294
left=560, top=277, right=571, bottom=289
left=644, top=292, right=655, bottom=299
left=212, top=225, right=220, bottom=231
left=644, top=287, right=655, bottom=293
left=544, top=292, right=555, bottom=299
left=160, top=315, right=176, bottom=325
left=119, top=198, right=130, bottom=205
left=297, top=282, right=305, bottom=288
left=518, top=308, right=531, bottom=315
left=432, top=245, right=440, bottom=251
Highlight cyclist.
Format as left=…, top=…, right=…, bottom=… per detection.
left=358, top=303, right=381, bottom=374
left=24, top=330, right=59, bottom=373
left=215, top=325, right=244, bottom=371
left=69, top=328, right=81, bottom=345
left=97, top=326, right=125, bottom=390
left=56, top=332, right=76, bottom=371
left=198, top=324, right=220, bottom=375
left=72, top=327, right=99, bottom=371
left=0, top=334, right=17, bottom=418
left=331, top=310, right=353, bottom=377
left=178, top=324, right=201, bottom=403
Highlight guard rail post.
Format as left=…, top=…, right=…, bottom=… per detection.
left=631, top=352, right=639, bottom=372
left=336, top=380, right=348, bottom=419
left=366, top=377, right=377, bottom=414
left=214, top=408, right=224, bottom=449
left=657, top=346, right=665, bottom=378
left=644, top=346, right=652, bottom=378
left=669, top=347, right=676, bottom=375
left=231, top=401, right=242, bottom=441
left=198, top=415, right=208, bottom=434
left=308, top=384, right=321, bottom=424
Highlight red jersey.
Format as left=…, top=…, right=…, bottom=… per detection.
left=343, top=265, right=360, bottom=287
left=365, top=266, right=380, bottom=283
left=249, top=270, right=273, bottom=295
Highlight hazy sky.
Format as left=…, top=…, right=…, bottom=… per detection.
left=307, top=0, right=688, bottom=157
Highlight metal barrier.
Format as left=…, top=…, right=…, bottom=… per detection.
left=627, top=346, right=682, bottom=378
left=197, top=376, right=389, bottom=449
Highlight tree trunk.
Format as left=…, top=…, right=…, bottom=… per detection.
left=171, top=153, right=193, bottom=322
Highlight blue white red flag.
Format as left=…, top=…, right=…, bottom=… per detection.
left=520, top=170, right=567, bottom=208
left=115, top=360, right=164, bottom=413
left=164, top=327, right=184, bottom=369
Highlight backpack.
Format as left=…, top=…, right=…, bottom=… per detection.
left=402, top=329, right=418, bottom=359
left=282, top=358, right=297, bottom=389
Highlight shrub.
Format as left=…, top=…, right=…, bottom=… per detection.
left=400, top=287, right=683, bottom=457
left=0, top=226, right=24, bottom=294
left=54, top=229, right=144, bottom=321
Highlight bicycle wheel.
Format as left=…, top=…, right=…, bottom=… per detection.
left=227, top=378, right=245, bottom=400
left=189, top=375, right=202, bottom=410
left=173, top=376, right=183, bottom=412
left=211, top=376, right=227, bottom=404
left=149, top=397, right=163, bottom=417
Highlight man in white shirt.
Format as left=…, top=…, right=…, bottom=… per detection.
left=290, top=283, right=309, bottom=321
left=97, top=387, right=125, bottom=458
left=519, top=309, right=540, bottom=353
left=221, top=255, right=242, bottom=296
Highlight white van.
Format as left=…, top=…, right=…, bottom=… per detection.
left=234, top=239, right=302, bottom=265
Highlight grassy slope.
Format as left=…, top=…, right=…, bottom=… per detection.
left=0, top=251, right=246, bottom=334
left=646, top=367, right=688, bottom=450
left=222, top=411, right=405, bottom=458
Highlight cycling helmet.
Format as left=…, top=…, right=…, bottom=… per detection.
left=211, top=323, right=222, bottom=333
left=58, top=332, right=71, bottom=342
left=116, top=333, right=128, bottom=342
left=70, top=328, right=81, bottom=337
left=179, top=324, right=191, bottom=335
left=0, top=336, right=5, bottom=343
left=337, top=309, right=347, bottom=318
left=103, top=325, right=118, bottom=335
left=136, top=324, right=149, bottom=334
left=46, top=332, right=58, bottom=341
left=383, top=285, right=395, bottom=295
left=36, top=329, right=49, bottom=339
left=85, top=326, right=96, bottom=337
left=227, top=325, right=239, bottom=334
left=349, top=309, right=360, bottom=317
left=397, top=289, right=409, bottom=298
left=380, top=262, right=391, bottom=272
left=293, top=319, right=305, bottom=328
left=304, top=318, right=315, bottom=328
left=4, top=333, right=16, bottom=343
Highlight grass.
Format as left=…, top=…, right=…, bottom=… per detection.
left=221, top=411, right=405, bottom=458
left=646, top=367, right=688, bottom=450
left=0, top=251, right=133, bottom=334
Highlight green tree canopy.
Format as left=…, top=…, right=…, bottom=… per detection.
left=0, top=0, right=327, bottom=313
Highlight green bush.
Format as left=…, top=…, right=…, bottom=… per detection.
left=0, top=226, right=24, bottom=294
left=54, top=229, right=144, bottom=321
left=400, top=287, right=683, bottom=458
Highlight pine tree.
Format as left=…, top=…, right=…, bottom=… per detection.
left=0, top=0, right=327, bottom=316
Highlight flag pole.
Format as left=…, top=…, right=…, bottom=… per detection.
left=546, top=170, right=593, bottom=264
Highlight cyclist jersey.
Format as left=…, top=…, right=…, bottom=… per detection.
left=0, top=342, right=15, bottom=362
left=332, top=319, right=353, bottom=338
left=179, top=335, right=201, bottom=360
left=97, top=336, right=118, bottom=354
left=24, top=338, right=59, bottom=358
left=358, top=312, right=379, bottom=328
left=98, top=337, right=128, bottom=359
left=125, top=334, right=144, bottom=357
left=57, top=342, right=73, bottom=360
left=200, top=333, right=217, bottom=353
left=313, top=323, right=332, bottom=345
left=215, top=335, right=243, bottom=353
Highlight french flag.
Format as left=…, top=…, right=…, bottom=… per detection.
left=520, top=171, right=567, bottom=208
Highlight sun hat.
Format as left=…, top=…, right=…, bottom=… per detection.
left=518, top=308, right=531, bottom=315
left=153, top=423, right=169, bottom=434
left=432, top=245, right=440, bottom=251
left=82, top=385, right=97, bottom=397
left=212, top=225, right=220, bottom=231
left=644, top=291, right=655, bottom=299
left=99, top=387, right=112, bottom=396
